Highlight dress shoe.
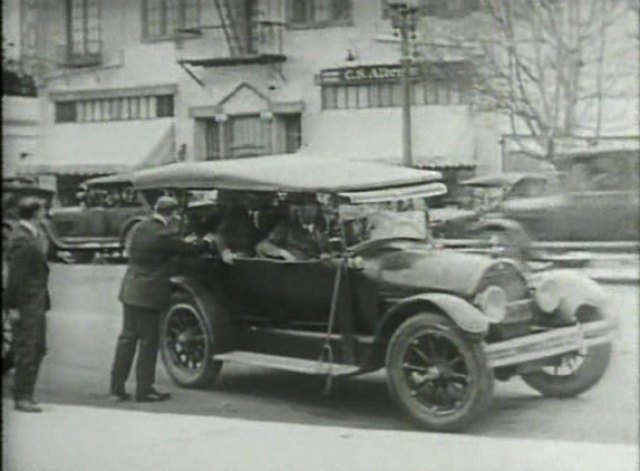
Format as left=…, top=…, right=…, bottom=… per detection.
left=135, top=389, right=171, bottom=403
left=110, top=391, right=132, bottom=402
left=15, top=400, right=42, bottom=413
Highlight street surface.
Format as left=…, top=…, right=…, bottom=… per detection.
left=3, top=263, right=639, bottom=445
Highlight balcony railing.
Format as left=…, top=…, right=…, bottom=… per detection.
left=176, top=20, right=286, bottom=67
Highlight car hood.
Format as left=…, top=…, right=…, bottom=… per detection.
left=50, top=206, right=84, bottom=216
left=357, top=240, right=502, bottom=298
left=498, top=194, right=564, bottom=212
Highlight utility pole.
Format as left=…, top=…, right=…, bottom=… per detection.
left=388, top=1, right=419, bottom=167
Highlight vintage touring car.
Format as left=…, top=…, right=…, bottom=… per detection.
left=45, top=173, right=151, bottom=262
left=130, top=154, right=616, bottom=432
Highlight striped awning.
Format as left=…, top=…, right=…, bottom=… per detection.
left=339, top=182, right=447, bottom=204
left=18, top=119, right=175, bottom=175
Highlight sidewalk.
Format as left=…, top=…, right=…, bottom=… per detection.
left=2, top=400, right=637, bottom=471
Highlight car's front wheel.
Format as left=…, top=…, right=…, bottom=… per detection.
left=386, top=313, right=494, bottom=432
left=160, top=291, right=222, bottom=389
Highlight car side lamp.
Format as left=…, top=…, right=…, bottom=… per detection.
left=475, top=286, right=507, bottom=323
left=533, top=278, right=561, bottom=314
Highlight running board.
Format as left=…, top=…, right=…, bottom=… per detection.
left=214, top=351, right=361, bottom=376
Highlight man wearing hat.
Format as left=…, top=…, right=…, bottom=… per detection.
left=110, top=195, right=202, bottom=402
left=5, top=197, right=50, bottom=412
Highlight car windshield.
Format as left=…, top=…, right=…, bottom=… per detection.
left=338, top=198, right=429, bottom=247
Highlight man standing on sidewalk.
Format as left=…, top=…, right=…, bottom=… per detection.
left=6, top=197, right=50, bottom=413
left=110, top=196, right=204, bottom=403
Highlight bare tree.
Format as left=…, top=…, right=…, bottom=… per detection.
left=416, top=0, right=637, bottom=161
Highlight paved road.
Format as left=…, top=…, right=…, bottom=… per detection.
left=4, top=263, right=638, bottom=444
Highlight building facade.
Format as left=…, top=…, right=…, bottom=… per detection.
left=17, top=0, right=522, bottom=201
left=2, top=0, right=40, bottom=177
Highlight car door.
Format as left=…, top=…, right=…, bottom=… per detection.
left=221, top=257, right=341, bottom=326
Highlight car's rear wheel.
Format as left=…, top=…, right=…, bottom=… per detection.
left=386, top=313, right=494, bottom=432
left=160, top=291, right=222, bottom=389
left=521, top=308, right=612, bottom=397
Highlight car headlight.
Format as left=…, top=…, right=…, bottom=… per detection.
left=476, top=286, right=507, bottom=323
left=534, top=278, right=560, bottom=313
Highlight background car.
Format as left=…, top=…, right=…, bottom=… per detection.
left=128, top=154, right=616, bottom=432
left=433, top=146, right=639, bottom=259
left=46, top=173, right=151, bottom=262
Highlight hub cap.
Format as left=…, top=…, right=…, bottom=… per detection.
left=401, top=330, right=472, bottom=416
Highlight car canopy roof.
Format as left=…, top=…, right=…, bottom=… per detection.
left=2, top=178, right=55, bottom=197
left=131, top=154, right=443, bottom=196
left=84, top=173, right=134, bottom=187
left=461, top=172, right=554, bottom=188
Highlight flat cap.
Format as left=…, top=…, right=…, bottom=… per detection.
left=154, top=195, right=179, bottom=212
left=18, top=196, right=43, bottom=211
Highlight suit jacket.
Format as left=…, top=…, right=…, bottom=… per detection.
left=118, top=216, right=201, bottom=311
left=5, top=222, right=51, bottom=311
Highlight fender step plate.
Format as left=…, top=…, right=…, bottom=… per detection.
left=214, top=351, right=361, bottom=376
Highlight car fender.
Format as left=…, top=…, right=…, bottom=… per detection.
left=470, top=217, right=528, bottom=240
left=379, top=293, right=490, bottom=338
left=169, top=276, right=234, bottom=352
left=118, top=217, right=144, bottom=244
left=533, top=270, right=616, bottom=323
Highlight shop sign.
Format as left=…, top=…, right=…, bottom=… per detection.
left=317, top=62, right=471, bottom=85
left=318, top=64, right=418, bottom=84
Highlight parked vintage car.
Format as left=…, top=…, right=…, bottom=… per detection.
left=2, top=177, right=56, bottom=373
left=46, top=173, right=151, bottom=261
left=436, top=147, right=639, bottom=250
left=130, top=154, right=616, bottom=432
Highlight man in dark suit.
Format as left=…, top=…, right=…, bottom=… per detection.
left=110, top=196, right=203, bottom=402
left=6, top=197, right=50, bottom=413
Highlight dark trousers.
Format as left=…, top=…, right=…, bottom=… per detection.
left=12, top=296, right=47, bottom=401
left=110, top=304, right=161, bottom=396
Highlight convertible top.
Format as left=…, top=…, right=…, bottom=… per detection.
left=461, top=171, right=554, bottom=188
left=3, top=178, right=55, bottom=197
left=131, top=154, right=442, bottom=193
left=84, top=173, right=134, bottom=187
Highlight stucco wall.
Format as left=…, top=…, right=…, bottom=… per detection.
left=2, top=96, right=39, bottom=176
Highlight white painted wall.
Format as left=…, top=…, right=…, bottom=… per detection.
left=2, top=96, right=39, bottom=176
left=37, top=1, right=614, bottom=175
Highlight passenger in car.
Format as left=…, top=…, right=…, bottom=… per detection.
left=255, top=204, right=323, bottom=261
left=209, top=205, right=258, bottom=263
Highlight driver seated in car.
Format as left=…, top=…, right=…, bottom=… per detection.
left=255, top=205, right=323, bottom=261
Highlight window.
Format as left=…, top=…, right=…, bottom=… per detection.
left=283, top=114, right=302, bottom=153
left=320, top=80, right=469, bottom=110
left=204, top=120, right=222, bottom=160
left=156, top=95, right=175, bottom=117
left=382, top=0, right=479, bottom=19
left=55, top=102, right=77, bottom=123
left=143, top=0, right=200, bottom=39
left=67, top=0, right=101, bottom=64
left=229, top=116, right=271, bottom=158
left=203, top=113, right=300, bottom=159
left=288, top=0, right=352, bottom=27
left=54, top=95, right=175, bottom=123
